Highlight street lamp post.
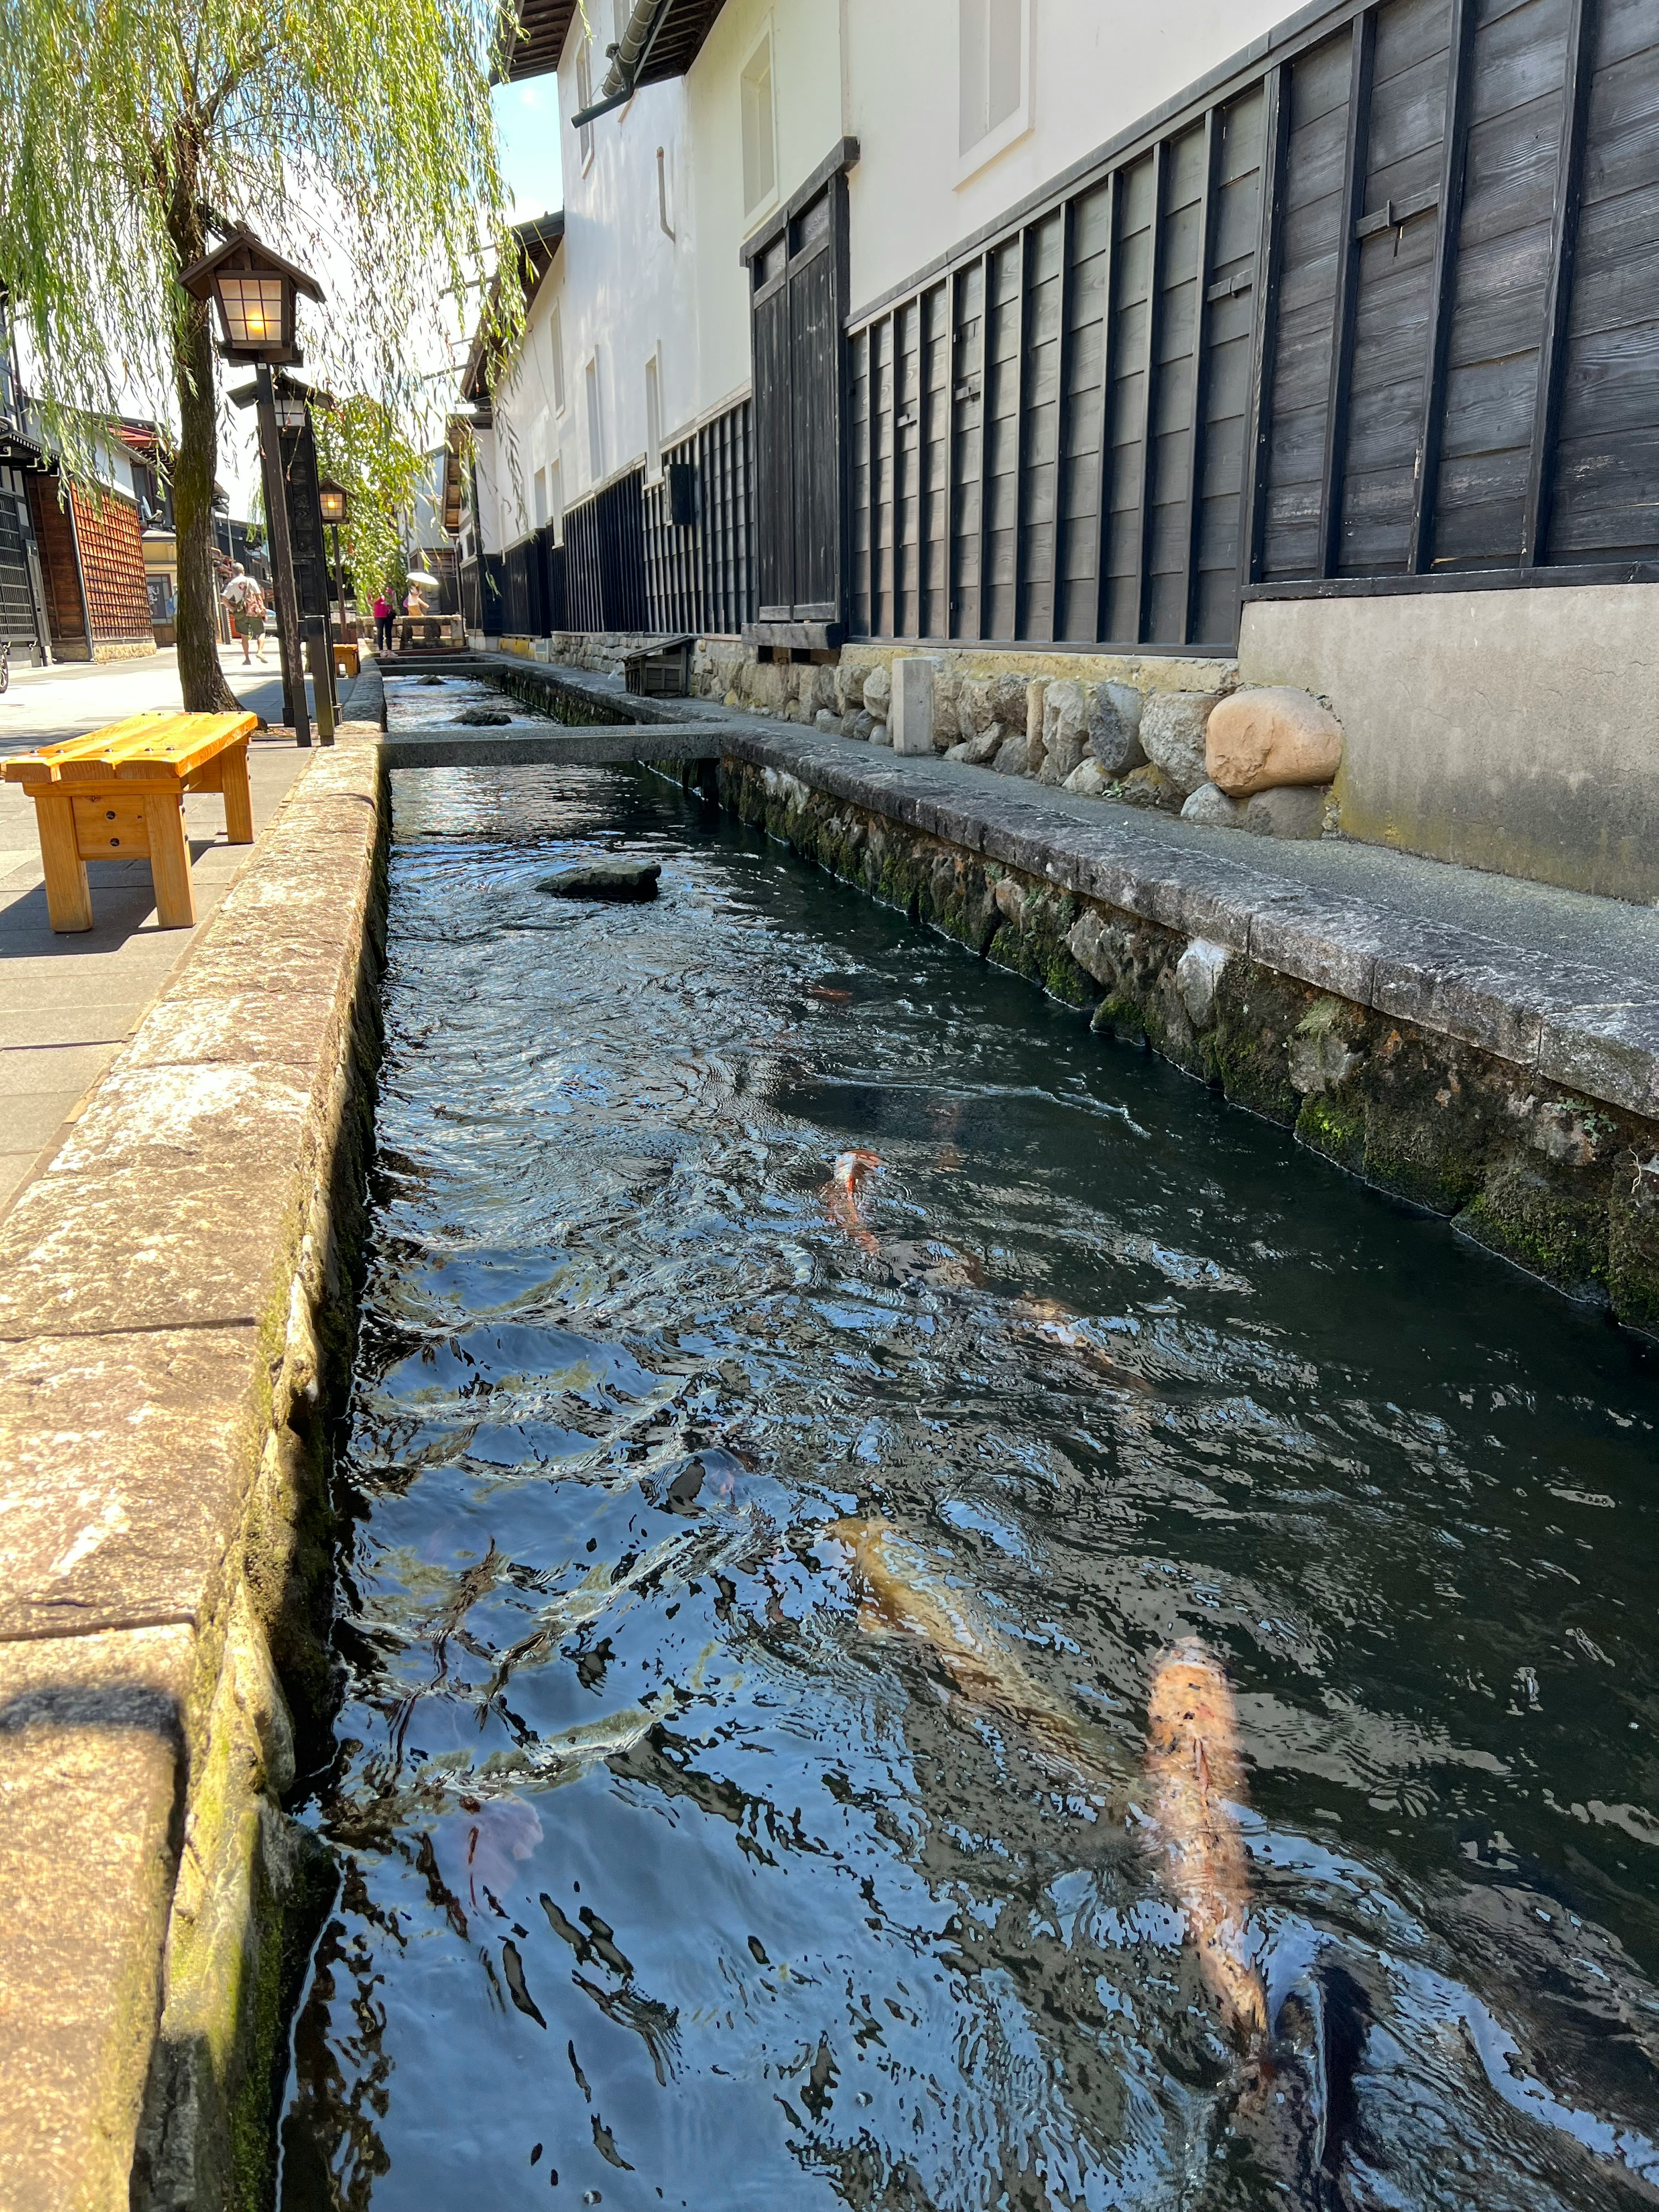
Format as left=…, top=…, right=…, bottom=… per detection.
left=179, top=227, right=323, bottom=749
left=318, top=477, right=350, bottom=639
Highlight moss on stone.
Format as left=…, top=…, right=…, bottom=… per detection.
left=1296, top=1089, right=1367, bottom=1173
left=1608, top=1151, right=1659, bottom=1338
left=1454, top=1158, right=1612, bottom=1300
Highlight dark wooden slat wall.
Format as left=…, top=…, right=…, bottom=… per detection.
left=564, top=466, right=649, bottom=632
left=643, top=397, right=756, bottom=635
left=843, top=0, right=1659, bottom=649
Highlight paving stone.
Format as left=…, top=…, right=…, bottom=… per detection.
left=1536, top=1001, right=1659, bottom=1120
left=1247, top=888, right=1392, bottom=1004
left=0, top=1327, right=265, bottom=1639
left=0, top=1627, right=194, bottom=2212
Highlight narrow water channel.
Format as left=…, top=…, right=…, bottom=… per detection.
left=279, top=750, right=1659, bottom=2212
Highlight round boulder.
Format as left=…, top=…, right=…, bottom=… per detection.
left=1206, top=686, right=1342, bottom=798
left=1180, top=780, right=1244, bottom=828
left=862, top=663, right=893, bottom=715
left=1138, top=690, right=1222, bottom=796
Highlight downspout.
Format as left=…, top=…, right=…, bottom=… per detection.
left=62, top=479, right=95, bottom=661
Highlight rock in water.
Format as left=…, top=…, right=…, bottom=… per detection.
left=538, top=858, right=662, bottom=901
left=455, top=706, right=512, bottom=726
left=418, top=674, right=445, bottom=686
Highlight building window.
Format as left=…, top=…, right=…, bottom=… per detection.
left=550, top=304, right=566, bottom=413
left=645, top=353, right=662, bottom=480
left=585, top=355, right=603, bottom=483
left=740, top=31, right=775, bottom=218
left=575, top=37, right=594, bottom=169
left=959, top=0, right=1030, bottom=172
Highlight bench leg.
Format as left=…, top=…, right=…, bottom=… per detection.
left=222, top=741, right=254, bottom=843
left=143, top=792, right=196, bottom=928
left=34, top=791, right=92, bottom=932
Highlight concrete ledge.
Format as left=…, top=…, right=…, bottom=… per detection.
left=0, top=746, right=387, bottom=2209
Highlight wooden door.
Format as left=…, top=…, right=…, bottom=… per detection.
left=750, top=168, right=850, bottom=635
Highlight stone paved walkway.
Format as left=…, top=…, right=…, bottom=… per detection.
left=0, top=647, right=373, bottom=1214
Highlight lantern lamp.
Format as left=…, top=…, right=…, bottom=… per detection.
left=318, top=478, right=349, bottom=525
left=178, top=227, right=323, bottom=366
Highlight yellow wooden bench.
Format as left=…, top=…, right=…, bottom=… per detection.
left=3, top=711, right=257, bottom=932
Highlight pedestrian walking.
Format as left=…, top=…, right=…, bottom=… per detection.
left=221, top=566, right=267, bottom=665
left=372, top=591, right=394, bottom=653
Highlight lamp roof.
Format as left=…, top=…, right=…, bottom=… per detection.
left=178, top=226, right=325, bottom=307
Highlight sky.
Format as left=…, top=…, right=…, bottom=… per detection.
left=219, top=78, right=566, bottom=518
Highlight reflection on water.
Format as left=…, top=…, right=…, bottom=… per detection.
left=280, top=761, right=1659, bottom=2211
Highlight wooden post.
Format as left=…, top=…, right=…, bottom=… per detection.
left=254, top=365, right=311, bottom=748
left=1240, top=64, right=1289, bottom=607
left=1050, top=200, right=1076, bottom=643
left=1010, top=229, right=1030, bottom=641
left=974, top=256, right=993, bottom=640
left=1318, top=11, right=1377, bottom=580
left=1521, top=0, right=1598, bottom=567
left=33, top=791, right=92, bottom=932
left=1182, top=110, right=1223, bottom=644
left=141, top=791, right=196, bottom=929
left=306, top=619, right=336, bottom=745
left=1093, top=169, right=1121, bottom=645
left=1133, top=142, right=1168, bottom=645
left=1409, top=0, right=1476, bottom=572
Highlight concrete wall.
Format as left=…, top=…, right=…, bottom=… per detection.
left=1240, top=584, right=1659, bottom=906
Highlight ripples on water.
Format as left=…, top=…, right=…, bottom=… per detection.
left=279, top=756, right=1659, bottom=2211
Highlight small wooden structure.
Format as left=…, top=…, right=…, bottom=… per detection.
left=4, top=711, right=257, bottom=932
left=394, top=614, right=464, bottom=653
left=621, top=633, right=695, bottom=698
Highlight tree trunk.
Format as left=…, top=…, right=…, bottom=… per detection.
left=167, top=197, right=239, bottom=715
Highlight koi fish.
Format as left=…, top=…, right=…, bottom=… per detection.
left=824, top=1516, right=1119, bottom=1795
left=1144, top=1637, right=1269, bottom=2046
left=821, top=1148, right=882, bottom=1255
left=1009, top=1296, right=1151, bottom=1389
left=806, top=984, right=854, bottom=1003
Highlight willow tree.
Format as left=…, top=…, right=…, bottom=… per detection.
left=312, top=396, right=425, bottom=609
left=0, top=0, right=523, bottom=709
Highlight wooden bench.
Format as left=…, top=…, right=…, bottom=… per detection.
left=3, top=711, right=257, bottom=932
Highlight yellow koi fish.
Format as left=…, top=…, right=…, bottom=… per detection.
left=824, top=1516, right=1117, bottom=1794
left=1144, top=1637, right=1270, bottom=2046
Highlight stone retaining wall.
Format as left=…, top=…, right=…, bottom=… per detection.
left=702, top=749, right=1659, bottom=1336
left=0, top=745, right=388, bottom=2210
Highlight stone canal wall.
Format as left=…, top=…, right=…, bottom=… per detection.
left=699, top=731, right=1659, bottom=1338
left=0, top=745, right=388, bottom=2211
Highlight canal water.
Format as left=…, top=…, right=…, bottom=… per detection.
left=279, top=753, right=1659, bottom=2211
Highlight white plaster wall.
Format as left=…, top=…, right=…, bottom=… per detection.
left=842, top=0, right=1301, bottom=315
left=683, top=0, right=845, bottom=408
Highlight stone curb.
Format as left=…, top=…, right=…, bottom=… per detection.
left=0, top=747, right=388, bottom=2210
left=706, top=721, right=1659, bottom=1123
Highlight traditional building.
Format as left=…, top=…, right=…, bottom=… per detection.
left=469, top=0, right=1659, bottom=896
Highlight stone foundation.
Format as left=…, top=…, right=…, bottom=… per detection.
left=705, top=753, right=1659, bottom=1335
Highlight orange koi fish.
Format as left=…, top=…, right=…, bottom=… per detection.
left=1144, top=1638, right=1269, bottom=2046
left=821, top=1148, right=882, bottom=1255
